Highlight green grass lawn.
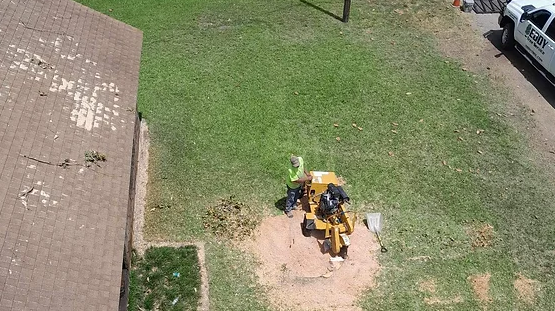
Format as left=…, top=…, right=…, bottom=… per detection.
left=77, top=0, right=555, bottom=309
left=129, top=247, right=201, bottom=311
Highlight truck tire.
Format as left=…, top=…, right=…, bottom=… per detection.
left=501, top=22, right=515, bottom=50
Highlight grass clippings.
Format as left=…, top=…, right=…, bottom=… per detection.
left=467, top=222, right=495, bottom=249
left=203, top=196, right=260, bottom=241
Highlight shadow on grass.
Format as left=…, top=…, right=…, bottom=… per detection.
left=274, top=197, right=287, bottom=211
left=275, top=195, right=312, bottom=212
left=299, top=0, right=342, bottom=22
left=483, top=29, right=555, bottom=110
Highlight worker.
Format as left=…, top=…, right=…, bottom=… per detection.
left=285, top=155, right=312, bottom=218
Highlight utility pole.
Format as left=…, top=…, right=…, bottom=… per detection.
left=342, top=0, right=351, bottom=23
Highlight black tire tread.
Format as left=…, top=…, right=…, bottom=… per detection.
left=301, top=216, right=312, bottom=237
left=501, top=22, right=515, bottom=50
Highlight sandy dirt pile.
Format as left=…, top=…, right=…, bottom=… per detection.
left=243, top=210, right=381, bottom=311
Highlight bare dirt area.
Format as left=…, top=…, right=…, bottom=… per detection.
left=468, top=273, right=492, bottom=306
left=514, top=273, right=539, bottom=304
left=244, top=210, right=380, bottom=311
left=418, top=279, right=437, bottom=294
left=419, top=278, right=464, bottom=306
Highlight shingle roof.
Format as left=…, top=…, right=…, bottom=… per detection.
left=0, top=0, right=142, bottom=309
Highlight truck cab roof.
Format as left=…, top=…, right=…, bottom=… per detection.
left=510, top=0, right=555, bottom=13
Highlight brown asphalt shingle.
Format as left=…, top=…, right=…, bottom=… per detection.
left=0, top=0, right=142, bottom=310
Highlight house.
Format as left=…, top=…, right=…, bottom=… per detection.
left=0, top=1, right=142, bottom=309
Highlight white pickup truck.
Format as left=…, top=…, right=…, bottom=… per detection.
left=499, top=0, right=555, bottom=81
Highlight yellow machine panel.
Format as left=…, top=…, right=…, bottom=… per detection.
left=310, top=171, right=339, bottom=186
left=307, top=171, right=338, bottom=204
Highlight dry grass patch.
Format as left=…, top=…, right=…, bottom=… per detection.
left=468, top=273, right=492, bottom=305
left=514, top=273, right=539, bottom=304
left=418, top=279, right=437, bottom=294
left=466, top=222, right=495, bottom=248
left=424, top=295, right=464, bottom=305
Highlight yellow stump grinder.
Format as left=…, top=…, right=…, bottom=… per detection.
left=301, top=171, right=356, bottom=258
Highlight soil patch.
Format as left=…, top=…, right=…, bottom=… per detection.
left=418, top=279, right=437, bottom=294
left=424, top=295, right=464, bottom=305
left=514, top=273, right=539, bottom=304
left=468, top=273, right=492, bottom=305
left=244, top=210, right=380, bottom=311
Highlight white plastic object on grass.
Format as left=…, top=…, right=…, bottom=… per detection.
left=366, top=213, right=383, bottom=233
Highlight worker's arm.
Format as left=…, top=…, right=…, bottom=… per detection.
left=294, top=174, right=312, bottom=183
